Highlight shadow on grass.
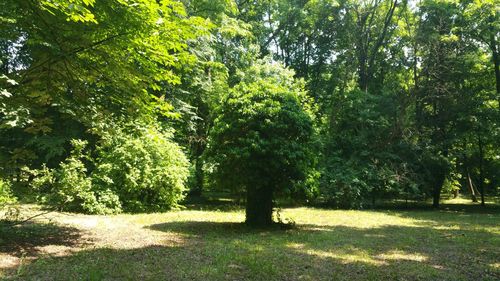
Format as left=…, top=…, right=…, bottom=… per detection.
left=4, top=216, right=498, bottom=281
left=379, top=207, right=500, bottom=231
left=311, top=199, right=500, bottom=213
left=371, top=202, right=500, bottom=213
left=0, top=221, right=86, bottom=257
left=180, top=195, right=243, bottom=211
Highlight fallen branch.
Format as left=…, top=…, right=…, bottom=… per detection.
left=1, top=209, right=55, bottom=229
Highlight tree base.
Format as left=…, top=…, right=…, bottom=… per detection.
left=245, top=186, right=274, bottom=227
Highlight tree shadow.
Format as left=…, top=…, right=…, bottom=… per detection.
left=380, top=208, right=500, bottom=230
left=181, top=196, right=243, bottom=211
left=0, top=221, right=87, bottom=257
left=373, top=202, right=500, bottom=213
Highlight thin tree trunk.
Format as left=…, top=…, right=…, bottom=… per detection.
left=366, top=0, right=398, bottom=82
left=489, top=24, right=500, bottom=108
left=432, top=172, right=445, bottom=208
left=478, top=134, right=485, bottom=206
left=357, top=42, right=368, bottom=92
left=414, top=43, right=422, bottom=132
left=355, top=8, right=369, bottom=92
left=467, top=172, right=478, bottom=203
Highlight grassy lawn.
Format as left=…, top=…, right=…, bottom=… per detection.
left=0, top=203, right=499, bottom=281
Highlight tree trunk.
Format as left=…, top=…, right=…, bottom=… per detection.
left=245, top=186, right=274, bottom=227
left=478, top=134, right=485, bottom=206
left=432, top=151, right=448, bottom=208
left=467, top=172, right=478, bottom=203
left=357, top=49, right=369, bottom=92
left=414, top=41, right=422, bottom=132
left=190, top=158, right=204, bottom=197
left=489, top=23, right=500, bottom=108
left=432, top=172, right=445, bottom=208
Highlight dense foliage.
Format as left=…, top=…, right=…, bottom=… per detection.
left=92, top=124, right=189, bottom=212
left=1, top=0, right=498, bottom=224
left=206, top=60, right=315, bottom=225
left=0, top=178, right=15, bottom=205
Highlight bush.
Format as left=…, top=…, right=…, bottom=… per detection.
left=93, top=125, right=189, bottom=212
left=0, top=178, right=16, bottom=205
left=32, top=140, right=122, bottom=214
left=28, top=124, right=190, bottom=214
left=320, top=159, right=367, bottom=209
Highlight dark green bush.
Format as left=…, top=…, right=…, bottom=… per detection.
left=31, top=124, right=190, bottom=214
left=92, top=125, right=189, bottom=212
left=32, top=140, right=122, bottom=214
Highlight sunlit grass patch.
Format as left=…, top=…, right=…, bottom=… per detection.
left=376, top=250, right=428, bottom=262
left=306, top=247, right=387, bottom=266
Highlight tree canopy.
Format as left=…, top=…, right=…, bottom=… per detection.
left=1, top=0, right=498, bottom=225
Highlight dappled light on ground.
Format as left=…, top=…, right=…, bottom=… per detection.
left=302, top=247, right=388, bottom=266
left=376, top=250, right=428, bottom=262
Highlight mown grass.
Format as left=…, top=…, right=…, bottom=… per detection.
left=0, top=203, right=499, bottom=281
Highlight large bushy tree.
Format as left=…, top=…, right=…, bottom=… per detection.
left=206, top=60, right=315, bottom=226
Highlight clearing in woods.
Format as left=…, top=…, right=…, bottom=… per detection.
left=0, top=203, right=499, bottom=281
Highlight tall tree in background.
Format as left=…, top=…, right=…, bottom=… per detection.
left=172, top=0, right=257, bottom=195
left=415, top=0, right=498, bottom=207
left=352, top=0, right=399, bottom=92
left=462, top=0, right=499, bottom=107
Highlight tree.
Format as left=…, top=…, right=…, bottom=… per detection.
left=414, top=0, right=498, bottom=207
left=463, top=0, right=500, bottom=108
left=351, top=0, right=399, bottom=92
left=0, top=0, right=210, bottom=172
left=415, top=0, right=461, bottom=207
left=206, top=59, right=314, bottom=226
left=0, top=0, right=210, bottom=211
left=321, top=89, right=425, bottom=208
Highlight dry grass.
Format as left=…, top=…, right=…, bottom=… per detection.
left=0, top=204, right=499, bottom=280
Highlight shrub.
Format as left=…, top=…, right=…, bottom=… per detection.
left=0, top=178, right=16, bottom=205
left=93, top=125, right=189, bottom=212
left=32, top=140, right=122, bottom=214
left=28, top=124, right=190, bottom=214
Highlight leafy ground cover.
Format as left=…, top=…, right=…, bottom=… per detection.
left=0, top=201, right=499, bottom=281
